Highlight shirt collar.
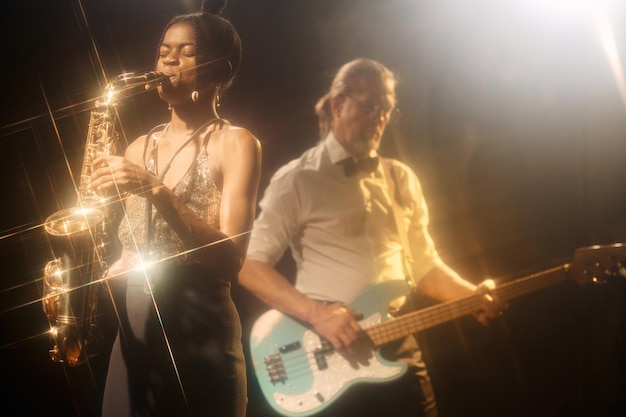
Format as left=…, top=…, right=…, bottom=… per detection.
left=324, top=132, right=378, bottom=165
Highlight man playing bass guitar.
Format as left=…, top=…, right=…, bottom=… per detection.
left=239, top=58, right=504, bottom=417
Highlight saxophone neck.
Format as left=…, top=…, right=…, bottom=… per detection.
left=100, top=71, right=168, bottom=107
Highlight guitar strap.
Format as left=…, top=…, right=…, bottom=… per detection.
left=380, top=157, right=416, bottom=290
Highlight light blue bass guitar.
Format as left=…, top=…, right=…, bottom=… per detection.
left=249, top=244, right=625, bottom=416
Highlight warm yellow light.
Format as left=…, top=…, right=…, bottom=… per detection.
left=594, top=7, right=626, bottom=111
left=134, top=260, right=155, bottom=272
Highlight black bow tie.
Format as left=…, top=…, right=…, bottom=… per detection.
left=340, top=156, right=379, bottom=176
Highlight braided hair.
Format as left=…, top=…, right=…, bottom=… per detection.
left=157, top=0, right=242, bottom=91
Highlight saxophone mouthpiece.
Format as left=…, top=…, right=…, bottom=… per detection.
left=143, top=72, right=170, bottom=90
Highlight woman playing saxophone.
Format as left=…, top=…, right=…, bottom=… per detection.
left=89, top=1, right=261, bottom=415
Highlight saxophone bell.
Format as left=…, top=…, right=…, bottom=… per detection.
left=45, top=207, right=105, bottom=237
left=43, top=210, right=107, bottom=367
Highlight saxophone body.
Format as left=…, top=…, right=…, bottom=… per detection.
left=42, top=71, right=168, bottom=366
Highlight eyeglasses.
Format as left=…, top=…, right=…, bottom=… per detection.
left=342, top=94, right=401, bottom=123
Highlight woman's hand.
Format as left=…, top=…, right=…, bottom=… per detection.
left=90, top=155, right=163, bottom=199
left=104, top=253, right=137, bottom=281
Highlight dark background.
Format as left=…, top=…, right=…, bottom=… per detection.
left=1, top=0, right=625, bottom=416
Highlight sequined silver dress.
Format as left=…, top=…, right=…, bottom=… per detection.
left=102, top=137, right=247, bottom=417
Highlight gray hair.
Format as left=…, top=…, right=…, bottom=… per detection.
left=314, top=58, right=397, bottom=140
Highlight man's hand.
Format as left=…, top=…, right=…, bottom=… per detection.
left=309, top=302, right=369, bottom=352
left=473, top=279, right=508, bottom=326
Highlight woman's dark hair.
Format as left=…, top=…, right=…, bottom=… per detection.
left=157, top=0, right=242, bottom=91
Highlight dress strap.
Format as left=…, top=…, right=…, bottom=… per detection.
left=143, top=123, right=168, bottom=173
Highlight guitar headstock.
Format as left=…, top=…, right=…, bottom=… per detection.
left=568, top=243, right=626, bottom=285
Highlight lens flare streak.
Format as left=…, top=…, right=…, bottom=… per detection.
left=595, top=7, right=626, bottom=112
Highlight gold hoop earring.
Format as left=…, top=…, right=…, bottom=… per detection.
left=191, top=90, right=199, bottom=102
left=216, top=85, right=221, bottom=108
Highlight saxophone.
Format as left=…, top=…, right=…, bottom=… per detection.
left=42, top=71, right=168, bottom=366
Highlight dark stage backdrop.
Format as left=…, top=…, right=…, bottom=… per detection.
left=1, top=1, right=625, bottom=416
